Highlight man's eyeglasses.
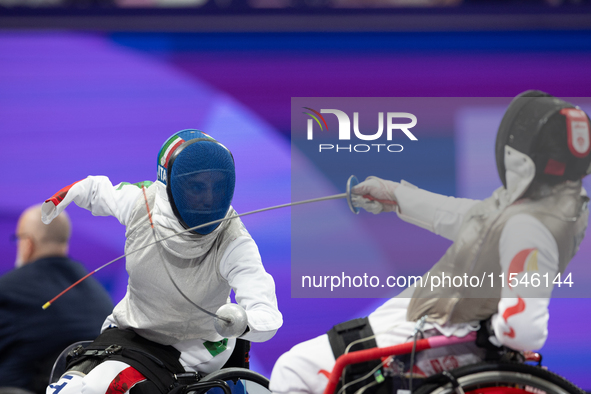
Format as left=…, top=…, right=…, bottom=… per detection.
left=10, top=233, right=30, bottom=243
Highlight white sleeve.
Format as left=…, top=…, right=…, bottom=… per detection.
left=491, top=214, right=559, bottom=351
left=219, top=236, right=283, bottom=343
left=41, top=176, right=145, bottom=226
left=394, top=181, right=480, bottom=241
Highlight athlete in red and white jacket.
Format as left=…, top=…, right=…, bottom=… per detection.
left=270, top=92, right=590, bottom=394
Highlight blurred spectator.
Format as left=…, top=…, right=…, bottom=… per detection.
left=0, top=205, right=113, bottom=394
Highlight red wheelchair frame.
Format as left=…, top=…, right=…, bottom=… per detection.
left=321, top=332, right=583, bottom=394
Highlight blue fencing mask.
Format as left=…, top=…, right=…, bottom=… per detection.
left=157, top=130, right=235, bottom=235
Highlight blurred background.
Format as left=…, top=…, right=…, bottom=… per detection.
left=1, top=0, right=591, bottom=389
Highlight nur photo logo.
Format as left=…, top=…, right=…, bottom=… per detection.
left=303, top=107, right=418, bottom=153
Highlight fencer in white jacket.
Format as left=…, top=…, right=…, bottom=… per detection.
left=270, top=92, right=591, bottom=394
left=44, top=130, right=282, bottom=394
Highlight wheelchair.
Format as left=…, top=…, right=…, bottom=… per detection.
left=323, top=332, right=586, bottom=394
left=49, top=338, right=270, bottom=394
left=412, top=362, right=585, bottom=394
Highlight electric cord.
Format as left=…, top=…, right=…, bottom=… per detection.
left=409, top=315, right=427, bottom=394
left=338, top=321, right=410, bottom=394
left=142, top=186, right=231, bottom=323
left=340, top=335, right=377, bottom=392
left=337, top=358, right=390, bottom=394
left=355, top=380, right=378, bottom=394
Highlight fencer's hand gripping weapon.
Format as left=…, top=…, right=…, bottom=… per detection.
left=41, top=175, right=396, bottom=311
left=345, top=175, right=398, bottom=214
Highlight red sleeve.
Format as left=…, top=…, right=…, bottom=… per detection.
left=45, top=180, right=83, bottom=206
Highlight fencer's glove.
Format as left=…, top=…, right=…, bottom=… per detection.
left=214, top=303, right=249, bottom=338
left=351, top=176, right=399, bottom=214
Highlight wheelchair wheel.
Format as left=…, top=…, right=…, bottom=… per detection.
left=186, top=368, right=270, bottom=394
left=414, top=363, right=585, bottom=394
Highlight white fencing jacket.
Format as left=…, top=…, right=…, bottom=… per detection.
left=42, top=176, right=282, bottom=368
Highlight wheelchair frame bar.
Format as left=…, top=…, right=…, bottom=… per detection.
left=323, top=332, right=477, bottom=394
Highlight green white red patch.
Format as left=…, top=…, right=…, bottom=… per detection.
left=159, top=136, right=185, bottom=168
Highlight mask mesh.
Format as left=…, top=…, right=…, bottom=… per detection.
left=170, top=141, right=235, bottom=235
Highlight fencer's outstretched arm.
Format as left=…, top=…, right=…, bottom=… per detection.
left=491, top=214, right=558, bottom=351
left=352, top=176, right=480, bottom=241
left=219, top=236, right=283, bottom=342
left=41, top=176, right=144, bottom=226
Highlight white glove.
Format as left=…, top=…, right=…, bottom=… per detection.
left=351, top=176, right=399, bottom=214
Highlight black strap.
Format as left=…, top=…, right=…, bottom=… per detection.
left=327, top=317, right=389, bottom=394
left=441, top=370, right=463, bottom=393
left=66, top=328, right=195, bottom=394
left=328, top=317, right=378, bottom=375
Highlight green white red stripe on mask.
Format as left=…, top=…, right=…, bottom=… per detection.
left=159, top=136, right=185, bottom=168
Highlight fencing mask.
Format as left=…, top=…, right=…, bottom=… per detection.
left=157, top=129, right=235, bottom=235
left=495, top=90, right=591, bottom=191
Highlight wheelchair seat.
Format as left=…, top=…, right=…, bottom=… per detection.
left=48, top=338, right=269, bottom=394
